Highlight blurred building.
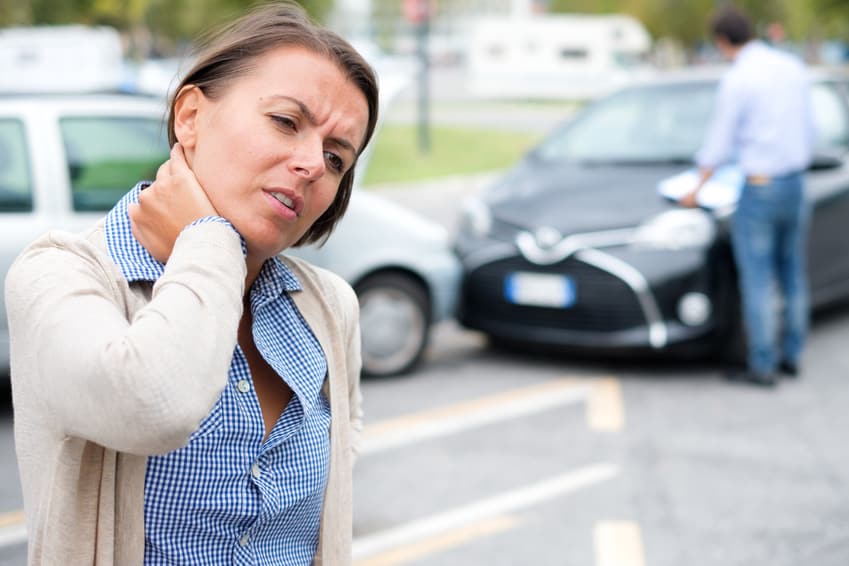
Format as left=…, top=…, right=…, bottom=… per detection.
left=330, top=0, right=547, bottom=63
left=466, top=13, right=653, bottom=100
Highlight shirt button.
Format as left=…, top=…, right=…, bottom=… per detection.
left=251, top=463, right=261, bottom=479
left=239, top=534, right=249, bottom=547
left=237, top=380, right=250, bottom=393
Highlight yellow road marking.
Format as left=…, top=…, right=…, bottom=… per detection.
left=588, top=377, right=624, bottom=432
left=361, top=378, right=591, bottom=453
left=594, top=521, right=646, bottom=566
left=354, top=515, right=519, bottom=566
left=0, top=510, right=24, bottom=529
left=363, top=378, right=587, bottom=438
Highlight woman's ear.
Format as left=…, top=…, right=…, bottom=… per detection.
left=173, top=85, right=203, bottom=150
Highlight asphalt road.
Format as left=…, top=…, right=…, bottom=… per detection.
left=352, top=312, right=849, bottom=566
left=3, top=310, right=849, bottom=565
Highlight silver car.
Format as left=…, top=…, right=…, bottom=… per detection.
left=0, top=92, right=460, bottom=378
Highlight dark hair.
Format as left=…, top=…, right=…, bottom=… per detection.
left=167, top=1, right=379, bottom=246
left=710, top=5, right=753, bottom=46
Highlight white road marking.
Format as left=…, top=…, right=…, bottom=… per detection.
left=361, top=379, right=591, bottom=454
left=353, top=463, right=619, bottom=560
left=594, top=521, right=646, bottom=566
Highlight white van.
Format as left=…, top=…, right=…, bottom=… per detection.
left=0, top=25, right=125, bottom=93
left=466, top=14, right=653, bottom=100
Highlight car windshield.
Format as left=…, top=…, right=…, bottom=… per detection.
left=535, top=79, right=849, bottom=166
left=535, top=82, right=716, bottom=165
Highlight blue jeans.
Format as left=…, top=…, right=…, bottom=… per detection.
left=731, top=172, right=810, bottom=375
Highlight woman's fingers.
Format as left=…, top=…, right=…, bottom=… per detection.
left=169, top=143, right=219, bottom=217
left=156, top=158, right=171, bottom=182
left=128, top=142, right=223, bottom=263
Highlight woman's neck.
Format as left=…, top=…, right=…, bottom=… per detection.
left=245, top=256, right=265, bottom=296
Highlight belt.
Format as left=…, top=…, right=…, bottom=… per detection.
left=746, top=175, right=771, bottom=186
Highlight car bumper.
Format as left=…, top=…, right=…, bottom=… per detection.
left=457, top=241, right=727, bottom=354
left=425, top=251, right=463, bottom=322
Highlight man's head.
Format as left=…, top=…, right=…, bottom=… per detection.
left=710, top=5, right=753, bottom=59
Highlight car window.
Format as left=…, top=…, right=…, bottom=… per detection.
left=811, top=83, right=849, bottom=149
left=59, top=116, right=168, bottom=211
left=535, top=82, right=716, bottom=164
left=0, top=119, right=34, bottom=212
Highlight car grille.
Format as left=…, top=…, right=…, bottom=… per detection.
left=463, top=255, right=645, bottom=332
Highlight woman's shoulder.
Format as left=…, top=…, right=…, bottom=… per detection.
left=8, top=220, right=115, bottom=283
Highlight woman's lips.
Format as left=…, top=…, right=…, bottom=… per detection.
left=264, top=188, right=303, bottom=220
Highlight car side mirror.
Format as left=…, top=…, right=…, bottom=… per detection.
left=809, top=151, right=844, bottom=171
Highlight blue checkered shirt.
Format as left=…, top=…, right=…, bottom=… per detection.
left=104, top=182, right=331, bottom=565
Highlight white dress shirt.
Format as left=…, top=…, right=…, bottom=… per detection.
left=696, top=40, right=816, bottom=177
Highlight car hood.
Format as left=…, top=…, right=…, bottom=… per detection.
left=483, top=157, right=689, bottom=235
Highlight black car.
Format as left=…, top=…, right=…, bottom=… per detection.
left=454, top=70, right=849, bottom=362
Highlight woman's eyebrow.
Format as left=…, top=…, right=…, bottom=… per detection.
left=269, top=95, right=357, bottom=154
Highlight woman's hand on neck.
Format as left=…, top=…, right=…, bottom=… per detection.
left=129, top=143, right=219, bottom=263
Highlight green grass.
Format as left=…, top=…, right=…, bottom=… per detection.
left=362, top=125, right=542, bottom=186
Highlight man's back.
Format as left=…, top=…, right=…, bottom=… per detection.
left=724, top=41, right=814, bottom=175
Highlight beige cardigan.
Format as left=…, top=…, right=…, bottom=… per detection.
left=5, top=219, right=363, bottom=565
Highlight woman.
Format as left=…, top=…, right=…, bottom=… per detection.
left=5, top=3, right=378, bottom=565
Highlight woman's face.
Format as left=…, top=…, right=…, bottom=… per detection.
left=177, top=46, right=369, bottom=262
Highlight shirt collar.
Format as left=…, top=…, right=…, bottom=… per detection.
left=734, top=40, right=763, bottom=65
left=104, top=182, right=303, bottom=295
left=252, top=256, right=302, bottom=301
left=104, top=181, right=165, bottom=282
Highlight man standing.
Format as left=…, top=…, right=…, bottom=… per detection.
left=680, top=5, right=816, bottom=387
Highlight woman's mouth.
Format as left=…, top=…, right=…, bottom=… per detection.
left=264, top=189, right=304, bottom=220
left=271, top=192, right=296, bottom=211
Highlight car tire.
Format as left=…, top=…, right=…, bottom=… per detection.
left=718, top=282, right=747, bottom=367
left=721, top=311, right=747, bottom=367
left=355, top=272, right=430, bottom=378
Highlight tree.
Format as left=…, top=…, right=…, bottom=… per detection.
left=2, top=0, right=335, bottom=52
left=548, top=0, right=828, bottom=49
left=811, top=0, right=849, bottom=39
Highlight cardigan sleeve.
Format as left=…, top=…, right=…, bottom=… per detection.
left=5, top=222, right=246, bottom=455
left=343, top=283, right=364, bottom=461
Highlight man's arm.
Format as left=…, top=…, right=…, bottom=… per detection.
left=680, top=76, right=742, bottom=208
left=679, top=167, right=714, bottom=208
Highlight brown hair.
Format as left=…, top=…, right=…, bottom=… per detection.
left=167, top=1, right=379, bottom=246
left=710, top=5, right=753, bottom=46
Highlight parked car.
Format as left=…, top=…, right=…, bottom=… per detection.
left=454, top=69, right=849, bottom=362
left=0, top=91, right=459, bottom=379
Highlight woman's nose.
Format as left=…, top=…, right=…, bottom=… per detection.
left=290, top=137, right=326, bottom=180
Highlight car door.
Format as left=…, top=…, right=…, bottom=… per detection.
left=806, top=81, right=849, bottom=305
left=0, top=115, right=47, bottom=371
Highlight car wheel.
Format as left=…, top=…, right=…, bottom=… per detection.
left=721, top=310, right=747, bottom=367
left=355, top=272, right=430, bottom=377
left=718, top=277, right=750, bottom=367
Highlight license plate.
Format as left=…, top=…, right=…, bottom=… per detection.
left=505, top=272, right=576, bottom=308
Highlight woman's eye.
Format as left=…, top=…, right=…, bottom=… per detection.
left=272, top=115, right=296, bottom=130
left=324, top=151, right=344, bottom=173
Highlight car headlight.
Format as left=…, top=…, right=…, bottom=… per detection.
left=632, top=209, right=716, bottom=250
left=459, top=198, right=492, bottom=238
